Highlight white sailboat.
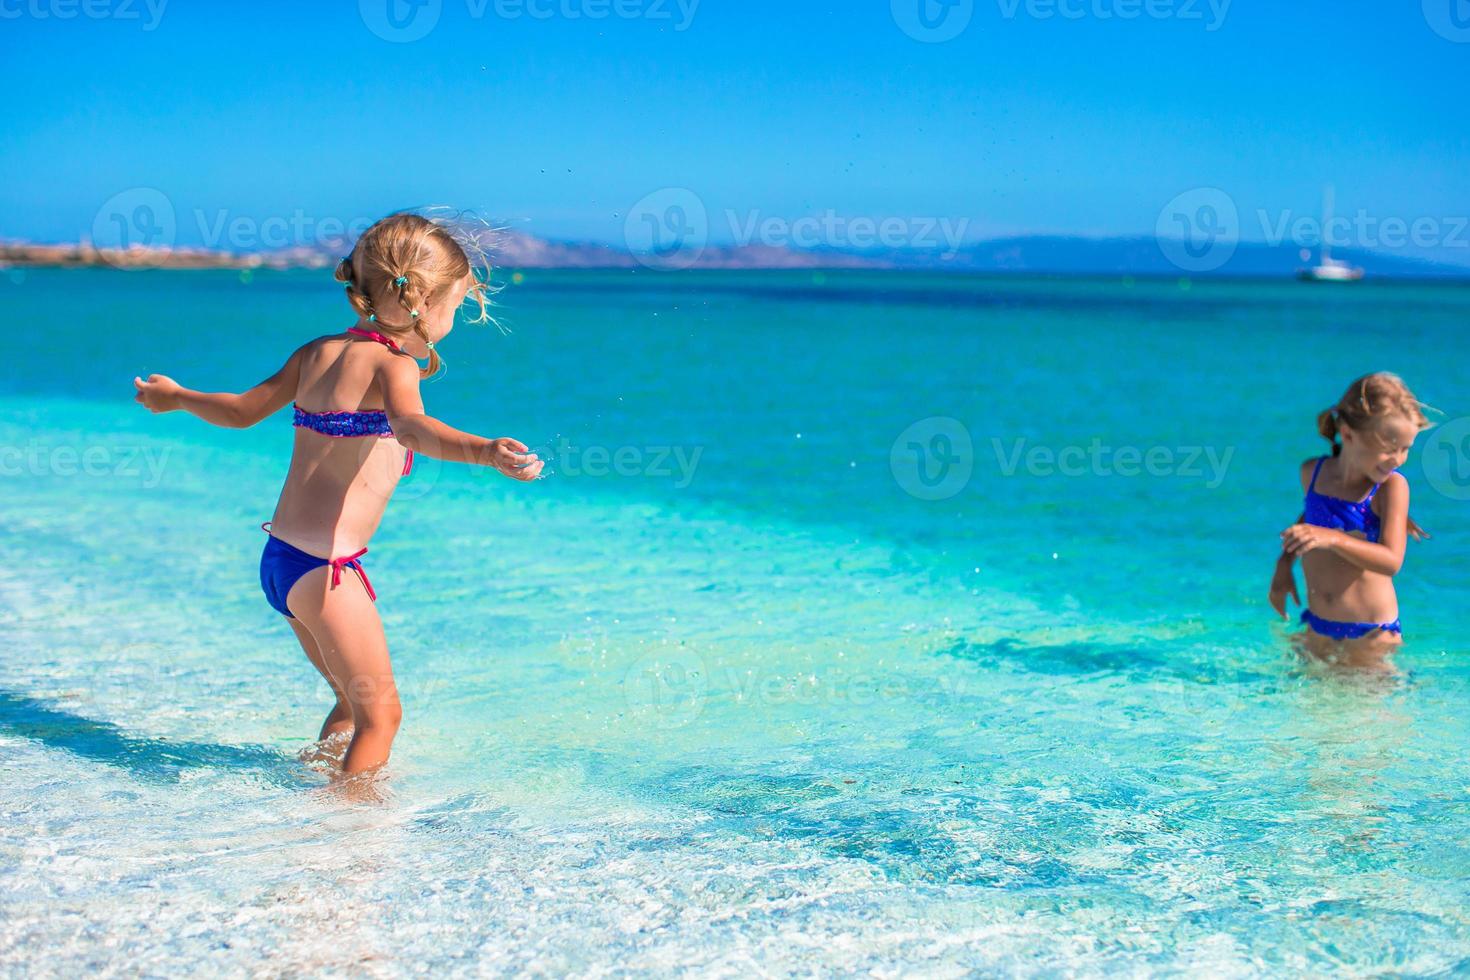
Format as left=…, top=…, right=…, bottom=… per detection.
left=1298, top=185, right=1364, bottom=282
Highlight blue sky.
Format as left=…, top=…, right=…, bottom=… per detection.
left=2, top=0, right=1466, bottom=252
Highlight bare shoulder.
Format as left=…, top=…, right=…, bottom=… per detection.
left=376, top=346, right=421, bottom=380
left=295, top=333, right=352, bottom=359
left=1375, top=470, right=1410, bottom=508
left=1297, top=456, right=1322, bottom=492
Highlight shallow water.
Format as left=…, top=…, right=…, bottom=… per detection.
left=2, top=268, right=1468, bottom=974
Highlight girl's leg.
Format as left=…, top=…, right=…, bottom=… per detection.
left=287, top=566, right=402, bottom=775
left=286, top=616, right=354, bottom=741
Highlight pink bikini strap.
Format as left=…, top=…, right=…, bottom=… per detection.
left=347, top=326, right=402, bottom=352
left=329, top=548, right=377, bottom=602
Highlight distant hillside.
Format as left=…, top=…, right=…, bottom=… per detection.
left=493, top=231, right=1470, bottom=279
left=4, top=232, right=1467, bottom=280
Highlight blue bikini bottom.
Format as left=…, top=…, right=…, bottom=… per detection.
left=1301, top=608, right=1402, bottom=641
left=259, top=531, right=375, bottom=619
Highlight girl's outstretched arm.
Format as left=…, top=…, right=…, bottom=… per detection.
left=1281, top=474, right=1411, bottom=576
left=133, top=345, right=306, bottom=428
left=378, top=351, right=543, bottom=481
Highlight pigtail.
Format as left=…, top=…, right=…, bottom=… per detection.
left=1317, top=407, right=1341, bottom=456
left=336, top=255, right=376, bottom=321
left=412, top=322, right=443, bottom=379
left=390, top=271, right=444, bottom=380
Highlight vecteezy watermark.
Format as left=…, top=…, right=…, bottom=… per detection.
left=890, top=417, right=975, bottom=501
left=622, top=651, right=974, bottom=730
left=889, top=418, right=1235, bottom=498
left=624, top=187, right=971, bottom=270
left=1422, top=0, right=1470, bottom=43
left=892, top=0, right=1230, bottom=41
left=0, top=442, right=171, bottom=488
left=993, top=437, right=1233, bottom=488
left=549, top=437, right=702, bottom=488
left=727, top=211, right=970, bottom=256
left=1156, top=187, right=1239, bottom=273
left=891, top=0, right=975, bottom=42
left=92, top=187, right=177, bottom=255
left=359, top=0, right=699, bottom=42
left=1256, top=209, right=1470, bottom=253
left=623, top=650, right=707, bottom=729
left=1422, top=416, right=1470, bottom=501
left=90, top=189, right=380, bottom=266
left=102, top=644, right=447, bottom=708
left=624, top=188, right=709, bottom=271
left=996, top=0, right=1231, bottom=29
left=0, top=0, right=168, bottom=30
left=192, top=210, right=375, bottom=251
left=1156, top=186, right=1470, bottom=273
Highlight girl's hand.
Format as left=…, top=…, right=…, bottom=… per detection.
left=1268, top=562, right=1300, bottom=620
left=1280, top=523, right=1340, bottom=557
left=133, top=374, right=182, bottom=413
left=1408, top=516, right=1431, bottom=542
left=488, top=438, right=543, bottom=481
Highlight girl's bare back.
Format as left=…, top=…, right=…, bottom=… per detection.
left=270, top=334, right=411, bottom=558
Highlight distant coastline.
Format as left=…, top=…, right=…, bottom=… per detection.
left=4, top=230, right=1468, bottom=280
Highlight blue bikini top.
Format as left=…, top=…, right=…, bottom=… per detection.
left=1303, top=456, right=1383, bottom=543
left=292, top=405, right=394, bottom=438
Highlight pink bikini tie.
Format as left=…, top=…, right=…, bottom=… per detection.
left=260, top=523, right=377, bottom=603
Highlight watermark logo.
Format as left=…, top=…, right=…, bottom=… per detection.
left=624, top=188, right=709, bottom=270
left=360, top=0, right=442, bottom=42
left=892, top=0, right=974, bottom=42
left=996, top=0, right=1231, bottom=30
left=1423, top=0, right=1470, bottom=42
left=1257, top=208, right=1469, bottom=253
left=890, top=417, right=974, bottom=500
left=0, top=0, right=168, bottom=30
left=728, top=210, right=970, bottom=256
left=91, top=187, right=176, bottom=262
left=89, top=191, right=384, bottom=260
left=889, top=417, right=1236, bottom=497
left=545, top=437, right=702, bottom=488
left=192, top=209, right=374, bottom=251
left=623, top=651, right=706, bottom=729
left=993, top=437, right=1233, bottom=487
left=0, top=441, right=172, bottom=488
left=1422, top=416, right=1470, bottom=500
left=360, top=0, right=699, bottom=41
left=1156, top=187, right=1239, bottom=272
left=624, top=191, right=972, bottom=269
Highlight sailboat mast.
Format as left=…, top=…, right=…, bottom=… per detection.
left=1321, top=184, right=1335, bottom=264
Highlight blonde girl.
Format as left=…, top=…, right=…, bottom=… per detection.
left=134, top=212, right=542, bottom=775
left=1271, top=372, right=1431, bottom=663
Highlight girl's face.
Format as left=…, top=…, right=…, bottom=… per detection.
left=1341, top=414, right=1419, bottom=483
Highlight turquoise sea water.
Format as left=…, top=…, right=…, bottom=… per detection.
left=2, top=267, right=1468, bottom=974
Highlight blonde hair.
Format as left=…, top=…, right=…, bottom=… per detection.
left=1317, top=372, right=1431, bottom=456
left=334, top=211, right=496, bottom=379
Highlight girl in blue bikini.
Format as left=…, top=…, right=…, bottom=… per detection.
left=134, top=212, right=542, bottom=776
left=1270, top=372, right=1431, bottom=665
